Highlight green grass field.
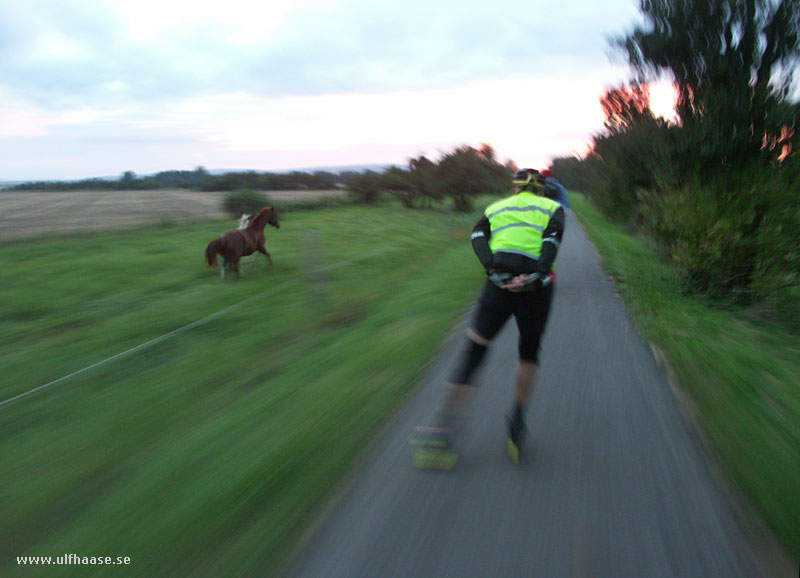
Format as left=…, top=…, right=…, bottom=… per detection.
left=0, top=204, right=486, bottom=577
left=4, top=196, right=797, bottom=575
left=571, top=193, right=800, bottom=562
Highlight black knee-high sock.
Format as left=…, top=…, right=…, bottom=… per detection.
left=512, top=402, right=526, bottom=424
left=449, top=338, right=488, bottom=385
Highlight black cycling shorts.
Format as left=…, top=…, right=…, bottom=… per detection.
left=471, top=279, right=553, bottom=364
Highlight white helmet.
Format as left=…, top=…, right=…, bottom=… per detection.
left=512, top=168, right=545, bottom=190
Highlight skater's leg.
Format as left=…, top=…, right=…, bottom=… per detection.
left=507, top=286, right=552, bottom=463
left=514, top=360, right=538, bottom=409
left=435, top=328, right=492, bottom=427
left=432, top=280, right=512, bottom=429
left=412, top=330, right=491, bottom=470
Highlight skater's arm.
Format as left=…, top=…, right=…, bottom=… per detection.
left=536, top=206, right=565, bottom=274
left=471, top=215, right=494, bottom=272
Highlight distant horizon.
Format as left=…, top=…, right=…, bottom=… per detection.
left=0, top=162, right=399, bottom=186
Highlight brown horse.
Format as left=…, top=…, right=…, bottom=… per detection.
left=205, top=206, right=280, bottom=277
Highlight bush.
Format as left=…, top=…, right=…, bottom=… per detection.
left=222, top=190, right=273, bottom=217
left=346, top=171, right=383, bottom=205
left=639, top=159, right=800, bottom=317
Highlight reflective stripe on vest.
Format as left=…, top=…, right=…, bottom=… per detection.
left=485, top=193, right=560, bottom=261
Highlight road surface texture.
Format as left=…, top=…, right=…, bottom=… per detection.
left=0, top=189, right=347, bottom=240
left=285, top=211, right=771, bottom=578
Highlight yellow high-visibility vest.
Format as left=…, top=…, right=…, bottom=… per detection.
left=485, top=192, right=561, bottom=262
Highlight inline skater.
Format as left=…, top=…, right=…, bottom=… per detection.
left=413, top=168, right=565, bottom=468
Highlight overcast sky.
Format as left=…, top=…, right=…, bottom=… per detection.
left=0, top=0, right=674, bottom=181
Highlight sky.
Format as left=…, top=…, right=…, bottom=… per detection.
left=0, top=0, right=676, bottom=181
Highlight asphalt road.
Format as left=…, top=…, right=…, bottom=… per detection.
left=285, top=211, right=764, bottom=578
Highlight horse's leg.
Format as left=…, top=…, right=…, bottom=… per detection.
left=257, top=241, right=273, bottom=266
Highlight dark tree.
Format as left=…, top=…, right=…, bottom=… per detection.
left=436, top=145, right=510, bottom=212
left=346, top=170, right=382, bottom=205
left=614, top=0, right=800, bottom=167
left=600, top=83, right=654, bottom=134
left=408, top=155, right=441, bottom=208
left=381, top=167, right=420, bottom=208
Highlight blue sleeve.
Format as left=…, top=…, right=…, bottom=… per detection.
left=555, top=183, right=571, bottom=209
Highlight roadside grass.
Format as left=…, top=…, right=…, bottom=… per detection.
left=571, top=193, right=800, bottom=560
left=0, top=203, right=485, bottom=577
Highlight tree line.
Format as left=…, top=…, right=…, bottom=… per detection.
left=346, top=144, right=512, bottom=212
left=551, top=0, right=799, bottom=313
left=9, top=167, right=346, bottom=192
left=10, top=146, right=514, bottom=216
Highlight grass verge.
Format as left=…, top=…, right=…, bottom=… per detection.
left=571, top=193, right=799, bottom=563
left=0, top=203, right=485, bottom=577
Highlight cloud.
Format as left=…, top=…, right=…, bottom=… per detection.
left=0, top=70, right=612, bottom=178
left=1, top=0, right=640, bottom=107
left=0, top=0, right=645, bottom=179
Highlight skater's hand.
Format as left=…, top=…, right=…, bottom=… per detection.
left=503, top=272, right=549, bottom=292
left=502, top=275, right=529, bottom=293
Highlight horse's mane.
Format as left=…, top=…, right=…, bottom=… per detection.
left=248, top=206, right=274, bottom=229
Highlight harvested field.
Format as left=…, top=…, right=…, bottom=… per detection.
left=0, top=189, right=348, bottom=240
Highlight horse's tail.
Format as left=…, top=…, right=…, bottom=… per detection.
left=205, top=239, right=221, bottom=267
